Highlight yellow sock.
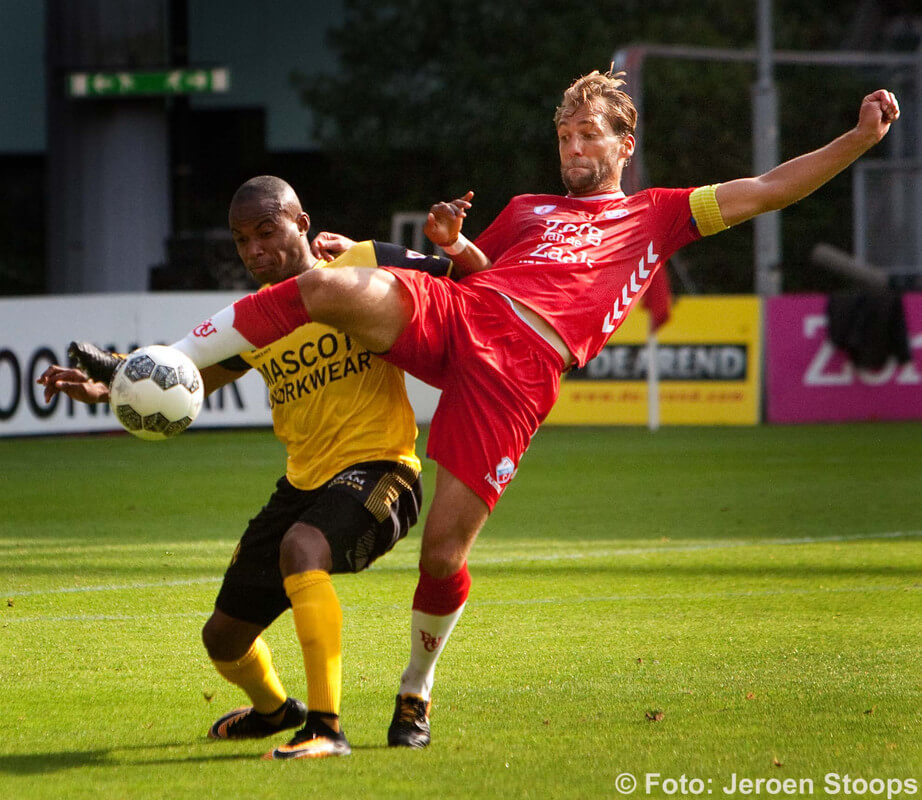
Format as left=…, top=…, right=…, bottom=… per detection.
left=211, top=636, right=288, bottom=714
left=284, top=570, right=343, bottom=716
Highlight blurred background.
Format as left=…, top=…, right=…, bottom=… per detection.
left=1, top=0, right=920, bottom=434
left=1, top=0, right=919, bottom=297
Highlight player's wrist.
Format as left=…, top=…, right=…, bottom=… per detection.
left=848, top=124, right=881, bottom=152
left=442, top=233, right=470, bottom=256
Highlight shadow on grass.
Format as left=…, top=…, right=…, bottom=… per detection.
left=0, top=740, right=393, bottom=774
left=0, top=741, right=262, bottom=775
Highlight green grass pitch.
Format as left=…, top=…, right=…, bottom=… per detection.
left=1, top=423, right=920, bottom=799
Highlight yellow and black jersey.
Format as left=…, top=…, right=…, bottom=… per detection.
left=222, top=241, right=450, bottom=490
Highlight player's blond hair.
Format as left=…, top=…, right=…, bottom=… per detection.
left=554, top=69, right=637, bottom=138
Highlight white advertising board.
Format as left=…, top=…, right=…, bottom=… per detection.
left=0, top=293, right=439, bottom=437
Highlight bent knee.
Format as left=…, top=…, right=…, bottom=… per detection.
left=201, top=613, right=259, bottom=661
left=298, top=266, right=372, bottom=319
left=419, top=546, right=468, bottom=579
left=201, top=616, right=227, bottom=659
left=279, top=523, right=332, bottom=575
left=299, top=266, right=412, bottom=353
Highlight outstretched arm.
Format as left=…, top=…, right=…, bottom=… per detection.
left=37, top=365, right=109, bottom=404
left=37, top=360, right=241, bottom=404
left=424, top=190, right=493, bottom=277
left=715, top=89, right=900, bottom=227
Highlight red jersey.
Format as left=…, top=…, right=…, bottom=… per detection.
left=463, top=188, right=700, bottom=367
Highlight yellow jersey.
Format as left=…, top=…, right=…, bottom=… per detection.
left=239, top=241, right=423, bottom=490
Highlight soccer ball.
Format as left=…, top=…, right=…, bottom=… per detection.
left=109, top=345, right=204, bottom=441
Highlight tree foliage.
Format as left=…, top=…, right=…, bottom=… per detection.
left=294, top=0, right=905, bottom=293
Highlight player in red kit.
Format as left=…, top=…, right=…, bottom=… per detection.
left=167, top=70, right=900, bottom=749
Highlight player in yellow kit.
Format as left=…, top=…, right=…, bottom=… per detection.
left=38, top=175, right=453, bottom=760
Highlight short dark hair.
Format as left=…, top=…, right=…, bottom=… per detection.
left=230, top=175, right=302, bottom=218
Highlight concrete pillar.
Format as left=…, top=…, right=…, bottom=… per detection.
left=45, top=0, right=172, bottom=294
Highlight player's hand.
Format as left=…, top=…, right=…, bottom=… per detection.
left=424, top=190, right=474, bottom=249
left=311, top=232, right=357, bottom=262
left=856, top=89, right=899, bottom=143
left=36, top=365, right=110, bottom=404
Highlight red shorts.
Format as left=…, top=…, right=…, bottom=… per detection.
left=381, top=268, right=564, bottom=510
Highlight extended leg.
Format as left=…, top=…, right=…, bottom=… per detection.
left=389, top=466, right=490, bottom=748
left=173, top=266, right=414, bottom=368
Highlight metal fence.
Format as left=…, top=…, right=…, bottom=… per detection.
left=853, top=159, right=922, bottom=282
left=613, top=43, right=922, bottom=289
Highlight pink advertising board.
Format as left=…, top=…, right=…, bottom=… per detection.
left=766, top=294, right=922, bottom=423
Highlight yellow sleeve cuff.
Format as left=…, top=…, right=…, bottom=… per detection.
left=689, top=184, right=729, bottom=237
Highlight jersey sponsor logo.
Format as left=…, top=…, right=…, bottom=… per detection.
left=533, top=204, right=557, bottom=215
left=264, top=350, right=373, bottom=408
left=602, top=208, right=629, bottom=220
left=543, top=219, right=603, bottom=247
left=601, top=241, right=658, bottom=334
left=254, top=331, right=376, bottom=408
left=528, top=218, right=604, bottom=264
left=528, top=241, right=596, bottom=264
left=193, top=319, right=217, bottom=338
left=260, top=332, right=353, bottom=379
left=419, top=630, right=443, bottom=653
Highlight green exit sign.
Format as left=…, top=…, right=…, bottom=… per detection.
left=67, top=67, right=230, bottom=98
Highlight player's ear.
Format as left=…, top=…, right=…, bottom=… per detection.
left=298, top=212, right=311, bottom=234
left=619, top=134, right=636, bottom=161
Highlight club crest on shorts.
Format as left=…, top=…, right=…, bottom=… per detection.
left=485, top=456, right=517, bottom=493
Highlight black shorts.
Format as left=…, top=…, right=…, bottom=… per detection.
left=215, top=461, right=422, bottom=627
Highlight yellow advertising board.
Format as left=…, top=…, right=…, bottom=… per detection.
left=546, top=296, right=761, bottom=425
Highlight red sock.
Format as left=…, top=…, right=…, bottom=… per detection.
left=412, top=564, right=471, bottom=616
left=232, top=276, right=311, bottom=347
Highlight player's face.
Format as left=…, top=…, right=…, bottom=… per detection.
left=557, top=105, right=632, bottom=196
left=229, top=198, right=311, bottom=285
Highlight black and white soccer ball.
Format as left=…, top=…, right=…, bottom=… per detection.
left=109, top=345, right=204, bottom=441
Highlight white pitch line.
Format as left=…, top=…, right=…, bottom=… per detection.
left=4, top=583, right=920, bottom=624
left=4, top=529, right=919, bottom=559
left=1, top=529, right=920, bottom=599
left=2, top=576, right=220, bottom=598
left=3, top=611, right=211, bottom=623
left=456, top=529, right=922, bottom=567
left=0, top=540, right=237, bottom=554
